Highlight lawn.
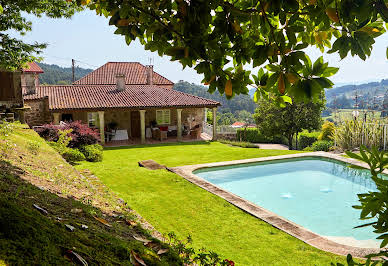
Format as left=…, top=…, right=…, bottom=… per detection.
left=77, top=142, right=348, bottom=265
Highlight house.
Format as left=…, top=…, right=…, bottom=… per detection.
left=22, top=62, right=220, bottom=144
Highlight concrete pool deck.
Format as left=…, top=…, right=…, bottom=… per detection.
left=169, top=151, right=385, bottom=258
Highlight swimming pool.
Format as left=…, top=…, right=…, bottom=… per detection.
left=194, top=157, right=379, bottom=246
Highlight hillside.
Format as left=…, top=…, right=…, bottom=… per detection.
left=326, top=79, right=388, bottom=109
left=37, top=63, right=93, bottom=85
left=173, top=81, right=257, bottom=114
left=0, top=123, right=182, bottom=265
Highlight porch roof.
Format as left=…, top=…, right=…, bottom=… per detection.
left=23, top=84, right=220, bottom=111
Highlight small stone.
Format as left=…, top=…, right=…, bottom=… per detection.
left=65, top=224, right=75, bottom=232
left=117, top=198, right=125, bottom=205
left=80, top=224, right=88, bottom=230
left=71, top=208, right=82, bottom=214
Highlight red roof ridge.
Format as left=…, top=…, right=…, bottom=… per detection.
left=22, top=62, right=44, bottom=74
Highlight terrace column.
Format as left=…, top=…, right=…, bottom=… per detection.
left=53, top=113, right=61, bottom=125
left=212, top=107, right=217, bottom=141
left=98, top=111, right=105, bottom=145
left=140, top=110, right=146, bottom=144
left=177, top=108, right=182, bottom=141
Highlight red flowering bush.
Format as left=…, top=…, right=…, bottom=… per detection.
left=35, top=121, right=100, bottom=148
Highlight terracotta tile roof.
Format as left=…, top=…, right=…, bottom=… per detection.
left=23, top=85, right=219, bottom=110
left=22, top=62, right=44, bottom=74
left=73, top=62, right=174, bottom=86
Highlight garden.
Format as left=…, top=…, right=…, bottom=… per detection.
left=76, top=142, right=352, bottom=265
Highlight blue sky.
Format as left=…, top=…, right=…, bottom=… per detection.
left=17, top=10, right=388, bottom=86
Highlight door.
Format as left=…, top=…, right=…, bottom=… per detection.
left=131, top=111, right=141, bottom=137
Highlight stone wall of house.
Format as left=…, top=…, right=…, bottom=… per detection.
left=24, top=99, right=51, bottom=127
left=104, top=110, right=131, bottom=131
left=143, top=107, right=205, bottom=128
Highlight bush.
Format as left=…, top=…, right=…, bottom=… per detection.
left=318, top=121, right=335, bottom=141
left=62, top=148, right=86, bottom=163
left=311, top=140, right=334, bottom=152
left=298, top=131, right=319, bottom=149
left=79, top=144, right=103, bottom=162
left=236, top=128, right=287, bottom=144
left=35, top=121, right=100, bottom=148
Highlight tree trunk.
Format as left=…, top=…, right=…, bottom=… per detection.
left=295, top=133, right=299, bottom=150
left=288, top=134, right=294, bottom=150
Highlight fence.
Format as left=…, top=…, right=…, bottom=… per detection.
left=202, top=123, right=238, bottom=139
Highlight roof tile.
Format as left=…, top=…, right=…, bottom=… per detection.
left=23, top=85, right=219, bottom=110
left=22, top=62, right=44, bottom=74
left=73, top=62, right=173, bottom=86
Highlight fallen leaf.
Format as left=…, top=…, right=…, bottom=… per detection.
left=157, top=249, right=168, bottom=255
left=93, top=216, right=112, bottom=227
left=130, top=250, right=146, bottom=266
left=125, top=219, right=137, bottom=226
left=133, top=235, right=152, bottom=244
left=33, top=204, right=48, bottom=215
left=65, top=250, right=88, bottom=266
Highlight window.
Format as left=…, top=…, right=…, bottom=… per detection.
left=156, top=110, right=170, bottom=125
left=61, top=114, right=73, bottom=122
left=88, top=112, right=99, bottom=128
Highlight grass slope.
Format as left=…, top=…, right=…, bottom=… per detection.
left=78, top=142, right=348, bottom=265
left=0, top=124, right=181, bottom=265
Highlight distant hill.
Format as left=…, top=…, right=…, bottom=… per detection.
left=326, top=79, right=388, bottom=109
left=173, top=81, right=257, bottom=114
left=37, top=63, right=93, bottom=85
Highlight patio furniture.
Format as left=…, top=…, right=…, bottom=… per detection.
left=111, top=129, right=128, bottom=141
left=190, top=124, right=202, bottom=139
left=152, top=127, right=168, bottom=141
left=146, top=127, right=152, bottom=138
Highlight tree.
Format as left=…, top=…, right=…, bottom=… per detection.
left=254, top=95, right=324, bottom=149
left=84, top=0, right=387, bottom=103
left=218, top=112, right=236, bottom=125
left=235, top=110, right=254, bottom=124
left=0, top=1, right=81, bottom=71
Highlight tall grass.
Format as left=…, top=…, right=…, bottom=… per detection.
left=334, top=119, right=386, bottom=150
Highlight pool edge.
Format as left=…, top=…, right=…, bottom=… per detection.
left=169, top=151, right=383, bottom=258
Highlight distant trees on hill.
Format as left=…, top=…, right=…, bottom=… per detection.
left=37, top=63, right=93, bottom=85
left=173, top=81, right=256, bottom=114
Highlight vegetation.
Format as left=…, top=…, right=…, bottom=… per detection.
left=334, top=119, right=385, bottom=151
left=254, top=96, right=324, bottom=149
left=305, top=140, right=334, bottom=152
left=0, top=1, right=81, bottom=70
left=343, top=146, right=388, bottom=265
left=79, top=144, right=103, bottom=162
left=75, top=142, right=351, bottom=265
left=219, top=139, right=257, bottom=148
left=174, top=81, right=256, bottom=115
left=236, top=127, right=287, bottom=144
left=38, top=63, right=93, bottom=85
left=326, top=79, right=388, bottom=110
left=0, top=123, right=185, bottom=265
left=298, top=131, right=320, bottom=150
left=87, top=0, right=388, bottom=103
left=318, top=121, right=336, bottom=141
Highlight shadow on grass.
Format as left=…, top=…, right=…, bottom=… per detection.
left=105, top=140, right=212, bottom=151
left=0, top=159, right=180, bottom=265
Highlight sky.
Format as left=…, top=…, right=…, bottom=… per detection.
left=14, top=10, right=388, bottom=86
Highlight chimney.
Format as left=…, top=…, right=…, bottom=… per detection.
left=24, top=73, right=37, bottom=95
left=146, top=65, right=153, bottom=85
left=116, top=74, right=125, bottom=91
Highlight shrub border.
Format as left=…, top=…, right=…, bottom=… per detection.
left=169, top=152, right=384, bottom=258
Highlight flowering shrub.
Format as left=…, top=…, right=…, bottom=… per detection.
left=35, top=121, right=100, bottom=148
left=63, top=121, right=100, bottom=148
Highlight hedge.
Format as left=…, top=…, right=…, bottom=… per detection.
left=298, top=131, right=320, bottom=150
left=236, top=128, right=287, bottom=144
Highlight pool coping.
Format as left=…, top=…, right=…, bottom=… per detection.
left=169, top=152, right=385, bottom=258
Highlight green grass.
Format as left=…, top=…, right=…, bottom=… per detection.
left=0, top=124, right=182, bottom=265
left=77, top=142, right=349, bottom=265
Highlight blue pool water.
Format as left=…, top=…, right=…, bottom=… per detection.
left=194, top=158, right=378, bottom=241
